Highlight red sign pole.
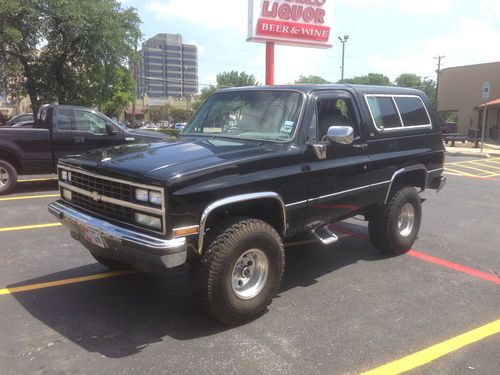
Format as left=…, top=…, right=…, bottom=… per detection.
left=265, top=42, right=274, bottom=85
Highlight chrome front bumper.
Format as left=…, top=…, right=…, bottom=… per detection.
left=48, top=201, right=187, bottom=270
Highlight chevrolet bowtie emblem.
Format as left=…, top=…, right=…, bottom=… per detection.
left=91, top=191, right=101, bottom=202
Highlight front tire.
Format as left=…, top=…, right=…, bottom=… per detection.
left=191, top=219, right=285, bottom=325
left=368, top=186, right=422, bottom=255
left=0, top=160, right=17, bottom=195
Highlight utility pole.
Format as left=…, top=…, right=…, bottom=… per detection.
left=434, top=55, right=445, bottom=108
left=338, top=35, right=349, bottom=83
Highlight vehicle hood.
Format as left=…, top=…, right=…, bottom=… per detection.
left=61, top=136, right=288, bottom=183
left=124, top=128, right=167, bottom=140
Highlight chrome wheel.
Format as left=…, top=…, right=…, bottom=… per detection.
left=0, top=167, right=9, bottom=188
left=398, top=203, right=415, bottom=237
left=232, top=249, right=269, bottom=300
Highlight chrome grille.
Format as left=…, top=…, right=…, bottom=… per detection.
left=72, top=192, right=136, bottom=225
left=69, top=170, right=134, bottom=202
left=57, top=165, right=165, bottom=234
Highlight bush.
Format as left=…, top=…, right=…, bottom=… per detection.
left=158, top=129, right=181, bottom=137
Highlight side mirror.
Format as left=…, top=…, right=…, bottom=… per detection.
left=326, top=126, right=354, bottom=145
left=106, top=123, right=118, bottom=135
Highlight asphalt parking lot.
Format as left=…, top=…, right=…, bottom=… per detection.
left=0, top=155, right=499, bottom=375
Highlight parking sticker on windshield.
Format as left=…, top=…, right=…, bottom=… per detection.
left=281, top=121, right=294, bottom=133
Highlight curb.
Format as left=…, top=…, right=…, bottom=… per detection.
left=445, top=151, right=492, bottom=158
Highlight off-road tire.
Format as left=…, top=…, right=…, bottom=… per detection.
left=0, top=160, right=17, bottom=195
left=91, top=253, right=133, bottom=270
left=368, top=185, right=421, bottom=255
left=191, top=218, right=285, bottom=325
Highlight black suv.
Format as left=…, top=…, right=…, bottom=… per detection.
left=49, top=85, right=446, bottom=324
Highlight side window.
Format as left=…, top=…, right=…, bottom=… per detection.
left=74, top=110, right=106, bottom=134
left=57, top=108, right=73, bottom=131
left=307, top=106, right=318, bottom=142
left=366, top=96, right=402, bottom=129
left=394, top=97, right=430, bottom=126
left=317, top=97, right=359, bottom=139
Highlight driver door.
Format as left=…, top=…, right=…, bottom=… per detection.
left=72, top=109, right=124, bottom=154
left=304, top=91, right=371, bottom=227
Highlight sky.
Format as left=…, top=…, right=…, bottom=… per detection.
left=120, top=0, right=500, bottom=89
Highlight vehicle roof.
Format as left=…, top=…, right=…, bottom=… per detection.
left=42, top=104, right=98, bottom=111
left=217, top=84, right=425, bottom=96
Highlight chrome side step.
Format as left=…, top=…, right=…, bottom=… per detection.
left=311, top=226, right=339, bottom=245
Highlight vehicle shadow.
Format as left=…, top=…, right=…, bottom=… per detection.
left=11, top=180, right=59, bottom=195
left=8, top=231, right=387, bottom=358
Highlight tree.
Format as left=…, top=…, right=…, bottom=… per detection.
left=169, top=108, right=192, bottom=123
left=100, top=67, right=136, bottom=118
left=0, top=0, right=141, bottom=116
left=395, top=73, right=422, bottom=88
left=216, top=71, right=259, bottom=88
left=295, top=75, right=330, bottom=84
left=191, top=71, right=258, bottom=110
left=343, top=73, right=391, bottom=86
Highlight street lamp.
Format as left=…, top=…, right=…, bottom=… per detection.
left=338, top=35, right=349, bottom=83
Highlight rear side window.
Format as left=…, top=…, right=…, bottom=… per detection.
left=366, top=96, right=402, bottom=129
left=394, top=96, right=431, bottom=126
left=57, top=108, right=73, bottom=131
left=366, top=94, right=431, bottom=132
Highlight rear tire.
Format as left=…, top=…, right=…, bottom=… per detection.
left=191, top=218, right=285, bottom=325
left=91, top=253, right=133, bottom=270
left=368, top=186, right=421, bottom=255
left=0, top=160, right=17, bottom=195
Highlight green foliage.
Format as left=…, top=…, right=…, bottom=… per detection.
left=216, top=71, right=259, bottom=88
left=0, top=112, right=10, bottom=125
left=192, top=70, right=259, bottom=111
left=148, top=103, right=172, bottom=123
left=100, top=67, right=136, bottom=117
left=343, top=73, right=391, bottom=86
left=395, top=73, right=422, bottom=88
left=295, top=75, right=331, bottom=84
left=0, top=0, right=141, bottom=115
left=158, top=129, right=181, bottom=137
left=170, top=108, right=192, bottom=123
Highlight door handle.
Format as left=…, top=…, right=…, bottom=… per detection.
left=73, top=136, right=85, bottom=144
left=353, top=143, right=368, bottom=149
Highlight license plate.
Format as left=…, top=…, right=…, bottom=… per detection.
left=82, top=226, right=106, bottom=248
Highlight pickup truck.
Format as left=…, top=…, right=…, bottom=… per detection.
left=49, top=85, right=446, bottom=325
left=0, top=105, right=165, bottom=194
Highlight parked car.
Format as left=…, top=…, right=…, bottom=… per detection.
left=49, top=85, right=446, bottom=325
left=0, top=105, right=168, bottom=194
left=440, top=122, right=458, bottom=134
left=174, top=122, right=186, bottom=130
left=0, top=120, right=34, bottom=128
left=2, top=113, right=34, bottom=126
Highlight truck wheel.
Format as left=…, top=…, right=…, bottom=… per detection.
left=368, top=186, right=421, bottom=255
left=91, top=253, right=132, bottom=270
left=191, top=218, right=285, bottom=325
left=0, top=160, right=17, bottom=195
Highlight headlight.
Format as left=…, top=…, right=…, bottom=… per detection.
left=149, top=191, right=162, bottom=205
left=62, top=189, right=72, bottom=201
left=135, top=188, right=149, bottom=202
left=135, top=213, right=162, bottom=229
left=135, top=188, right=163, bottom=205
left=61, top=170, right=71, bottom=182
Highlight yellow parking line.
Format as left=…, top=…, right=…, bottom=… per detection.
left=443, top=167, right=478, bottom=177
left=0, top=223, right=62, bottom=232
left=472, top=162, right=500, bottom=171
left=0, top=270, right=137, bottom=296
left=0, top=194, right=59, bottom=202
left=454, top=164, right=496, bottom=176
left=360, top=318, right=500, bottom=375
left=17, top=177, right=58, bottom=183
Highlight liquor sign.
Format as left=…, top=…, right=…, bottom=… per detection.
left=248, top=0, right=333, bottom=48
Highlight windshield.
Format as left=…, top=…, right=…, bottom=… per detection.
left=182, top=90, right=303, bottom=141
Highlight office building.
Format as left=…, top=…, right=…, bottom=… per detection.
left=136, top=33, right=198, bottom=101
